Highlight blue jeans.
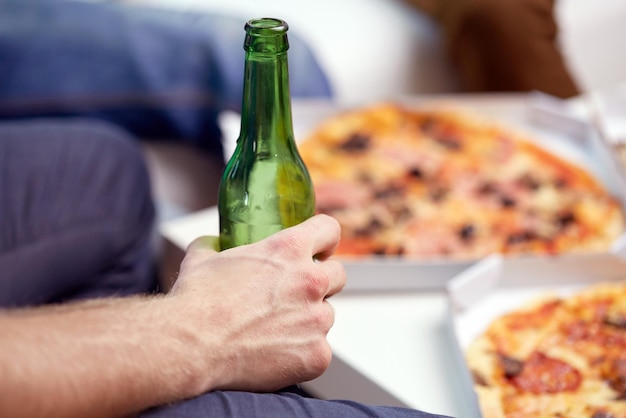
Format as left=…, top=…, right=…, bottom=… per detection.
left=0, top=119, right=157, bottom=306
left=140, top=390, right=453, bottom=418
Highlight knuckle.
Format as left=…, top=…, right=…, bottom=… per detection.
left=302, top=270, right=330, bottom=300
left=311, top=302, right=334, bottom=330
left=264, top=231, right=305, bottom=259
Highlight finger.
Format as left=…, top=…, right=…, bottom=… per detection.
left=297, top=214, right=342, bottom=260
left=322, top=298, right=336, bottom=330
left=186, top=235, right=221, bottom=254
left=317, top=259, right=346, bottom=297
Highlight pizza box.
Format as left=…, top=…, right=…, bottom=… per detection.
left=159, top=205, right=476, bottom=291
left=159, top=94, right=626, bottom=293
left=445, top=253, right=626, bottom=418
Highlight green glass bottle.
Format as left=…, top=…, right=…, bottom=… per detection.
left=218, top=18, right=316, bottom=250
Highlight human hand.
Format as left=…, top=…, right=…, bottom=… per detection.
left=167, top=214, right=346, bottom=395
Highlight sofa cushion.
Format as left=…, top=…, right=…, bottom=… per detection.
left=0, top=0, right=333, bottom=158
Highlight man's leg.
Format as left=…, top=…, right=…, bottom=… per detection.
left=0, top=119, right=157, bottom=307
left=139, top=390, right=452, bottom=418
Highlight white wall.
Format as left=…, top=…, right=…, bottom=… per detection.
left=121, top=0, right=460, bottom=104
left=556, top=0, right=626, bottom=93
left=93, top=0, right=626, bottom=100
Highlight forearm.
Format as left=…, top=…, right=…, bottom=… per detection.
left=0, top=295, right=216, bottom=418
left=0, top=216, right=345, bottom=418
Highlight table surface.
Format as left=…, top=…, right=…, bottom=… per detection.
left=158, top=94, right=602, bottom=418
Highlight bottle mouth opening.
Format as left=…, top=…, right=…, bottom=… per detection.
left=246, top=18, right=289, bottom=35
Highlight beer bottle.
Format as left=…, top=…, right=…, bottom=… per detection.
left=218, top=18, right=315, bottom=250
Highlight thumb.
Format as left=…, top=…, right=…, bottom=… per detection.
left=186, top=235, right=221, bottom=254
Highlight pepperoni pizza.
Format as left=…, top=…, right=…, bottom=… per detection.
left=298, top=103, right=624, bottom=260
left=465, top=281, right=626, bottom=418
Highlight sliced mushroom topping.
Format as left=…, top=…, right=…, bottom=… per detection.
left=517, top=174, right=541, bottom=191
left=407, top=167, right=423, bottom=179
left=556, top=212, right=576, bottom=229
left=592, top=412, right=614, bottom=418
left=394, top=206, right=413, bottom=223
left=477, top=182, right=497, bottom=196
left=393, top=246, right=406, bottom=256
left=376, top=244, right=405, bottom=256
left=471, top=370, right=489, bottom=387
left=374, top=185, right=404, bottom=200
left=337, top=133, right=371, bottom=153
left=429, top=187, right=448, bottom=202
left=373, top=247, right=387, bottom=256
left=499, top=354, right=524, bottom=378
left=419, top=117, right=436, bottom=133
left=506, top=231, right=537, bottom=245
left=609, top=376, right=626, bottom=399
left=603, top=314, right=626, bottom=329
left=354, top=218, right=383, bottom=237
left=433, top=134, right=462, bottom=151
left=605, top=358, right=626, bottom=395
left=458, top=224, right=475, bottom=242
left=500, top=196, right=517, bottom=208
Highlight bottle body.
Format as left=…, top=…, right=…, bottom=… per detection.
left=218, top=18, right=315, bottom=250
left=219, top=151, right=315, bottom=250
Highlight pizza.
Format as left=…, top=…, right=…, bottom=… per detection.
left=297, top=102, right=624, bottom=260
left=465, top=280, right=626, bottom=418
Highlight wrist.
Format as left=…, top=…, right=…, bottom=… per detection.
left=157, top=295, right=229, bottom=399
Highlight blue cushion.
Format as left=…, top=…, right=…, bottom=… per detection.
left=0, top=0, right=333, bottom=157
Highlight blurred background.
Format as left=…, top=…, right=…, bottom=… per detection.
left=2, top=0, right=625, bottom=218
left=84, top=0, right=626, bottom=103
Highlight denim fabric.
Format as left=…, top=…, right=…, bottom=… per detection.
left=140, top=390, right=454, bottom=418
left=0, top=0, right=333, bottom=158
left=0, top=119, right=157, bottom=306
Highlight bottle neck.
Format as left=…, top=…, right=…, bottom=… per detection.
left=239, top=20, right=294, bottom=151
